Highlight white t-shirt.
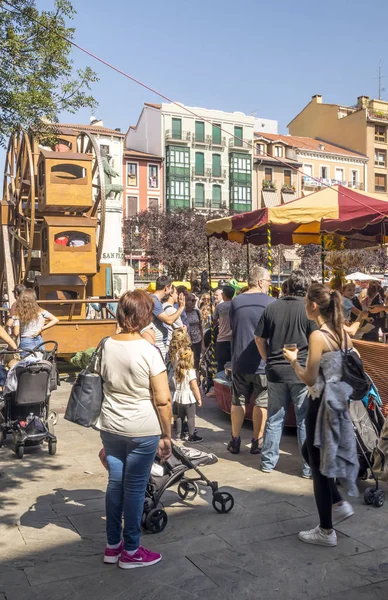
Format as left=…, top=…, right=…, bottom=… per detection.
left=13, top=310, right=53, bottom=338
left=96, top=338, right=166, bottom=437
left=173, top=368, right=197, bottom=405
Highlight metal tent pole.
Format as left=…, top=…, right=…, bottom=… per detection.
left=320, top=234, right=325, bottom=284
left=267, top=224, right=273, bottom=295
left=207, top=237, right=216, bottom=378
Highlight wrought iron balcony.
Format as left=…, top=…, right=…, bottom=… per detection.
left=210, top=134, right=226, bottom=148
left=192, top=134, right=206, bottom=146
left=229, top=137, right=251, bottom=151
left=165, top=130, right=191, bottom=143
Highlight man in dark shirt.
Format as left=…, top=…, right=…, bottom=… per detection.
left=255, top=270, right=317, bottom=477
left=227, top=266, right=275, bottom=455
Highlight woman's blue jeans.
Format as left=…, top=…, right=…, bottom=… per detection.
left=100, top=431, right=159, bottom=551
left=19, top=336, right=44, bottom=357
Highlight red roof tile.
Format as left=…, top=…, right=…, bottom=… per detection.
left=59, top=123, right=125, bottom=137
left=124, top=149, right=163, bottom=160
left=144, top=103, right=162, bottom=109
left=254, top=133, right=367, bottom=158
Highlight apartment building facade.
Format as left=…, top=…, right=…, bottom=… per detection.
left=288, top=94, right=387, bottom=195
left=253, top=132, right=368, bottom=208
left=126, top=103, right=277, bottom=213
left=123, top=148, right=164, bottom=217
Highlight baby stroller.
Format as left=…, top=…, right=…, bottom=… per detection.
left=142, top=443, right=234, bottom=533
left=348, top=375, right=386, bottom=508
left=0, top=341, right=58, bottom=459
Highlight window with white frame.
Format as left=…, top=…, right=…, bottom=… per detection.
left=127, top=162, right=138, bottom=186
left=335, top=168, right=344, bottom=182
left=351, top=170, right=359, bottom=186
left=126, top=196, right=138, bottom=216
left=148, top=164, right=159, bottom=188
left=320, top=166, right=329, bottom=179
left=231, top=155, right=251, bottom=173
left=255, top=143, right=265, bottom=155
left=232, top=185, right=251, bottom=202
left=375, top=149, right=386, bottom=167
left=167, top=147, right=190, bottom=167
left=100, top=144, right=110, bottom=157
left=148, top=197, right=159, bottom=211
left=303, top=164, right=313, bottom=177
left=274, top=145, right=283, bottom=157
left=168, top=180, right=189, bottom=199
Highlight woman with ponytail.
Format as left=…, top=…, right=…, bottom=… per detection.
left=283, top=283, right=359, bottom=548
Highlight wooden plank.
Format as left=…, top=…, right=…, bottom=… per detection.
left=1, top=224, right=16, bottom=305
left=42, top=321, right=116, bottom=355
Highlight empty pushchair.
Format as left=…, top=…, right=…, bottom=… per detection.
left=0, top=341, right=58, bottom=459
left=142, top=443, right=234, bottom=533
left=348, top=375, right=386, bottom=507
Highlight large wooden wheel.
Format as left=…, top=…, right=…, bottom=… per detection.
left=77, top=131, right=106, bottom=267
left=2, top=130, right=36, bottom=285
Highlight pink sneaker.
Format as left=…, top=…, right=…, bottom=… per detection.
left=104, top=541, right=124, bottom=564
left=118, top=546, right=162, bottom=569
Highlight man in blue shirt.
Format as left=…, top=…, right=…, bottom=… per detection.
left=228, top=266, right=274, bottom=455
left=150, top=276, right=185, bottom=360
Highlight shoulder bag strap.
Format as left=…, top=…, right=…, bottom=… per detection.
left=87, top=336, right=110, bottom=372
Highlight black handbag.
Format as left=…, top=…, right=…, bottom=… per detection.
left=64, top=337, right=109, bottom=427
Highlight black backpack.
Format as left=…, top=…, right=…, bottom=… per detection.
left=322, top=330, right=371, bottom=400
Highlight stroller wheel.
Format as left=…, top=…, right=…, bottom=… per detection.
left=364, top=487, right=375, bottom=505
left=212, top=491, right=234, bottom=514
left=374, top=490, right=385, bottom=508
left=15, top=445, right=24, bottom=459
left=178, top=481, right=199, bottom=501
left=145, top=508, right=168, bottom=534
left=48, top=440, right=57, bottom=456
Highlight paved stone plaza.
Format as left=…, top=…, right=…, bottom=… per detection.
left=1, top=380, right=388, bottom=600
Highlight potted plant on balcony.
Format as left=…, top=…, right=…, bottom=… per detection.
left=262, top=180, right=277, bottom=191
left=281, top=183, right=295, bottom=193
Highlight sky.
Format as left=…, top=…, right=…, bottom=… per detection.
left=31, top=0, right=388, bottom=135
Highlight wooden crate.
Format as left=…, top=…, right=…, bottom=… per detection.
left=42, top=320, right=116, bottom=355
left=37, top=150, right=93, bottom=213
left=87, top=264, right=113, bottom=298
left=40, top=216, right=97, bottom=276
left=36, top=274, right=87, bottom=320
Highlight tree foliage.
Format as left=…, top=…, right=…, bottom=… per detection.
left=0, top=0, right=97, bottom=146
left=123, top=209, right=271, bottom=281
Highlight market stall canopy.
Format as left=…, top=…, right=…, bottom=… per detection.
left=206, top=186, right=388, bottom=247
left=345, top=272, right=383, bottom=281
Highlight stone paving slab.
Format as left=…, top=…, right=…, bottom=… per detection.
left=0, top=380, right=387, bottom=600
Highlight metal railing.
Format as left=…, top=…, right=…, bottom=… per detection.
left=229, top=137, right=251, bottom=150
left=165, top=130, right=191, bottom=142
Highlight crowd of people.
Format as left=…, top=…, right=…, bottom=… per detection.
left=1, top=270, right=381, bottom=566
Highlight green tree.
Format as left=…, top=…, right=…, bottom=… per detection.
left=123, top=209, right=271, bottom=281
left=0, top=0, right=97, bottom=146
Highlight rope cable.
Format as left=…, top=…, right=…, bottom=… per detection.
left=2, top=0, right=388, bottom=222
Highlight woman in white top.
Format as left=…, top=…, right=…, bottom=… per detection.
left=96, top=290, right=172, bottom=570
left=12, top=289, right=58, bottom=354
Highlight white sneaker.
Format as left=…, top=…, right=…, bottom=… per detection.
left=298, top=525, right=337, bottom=546
left=332, top=501, right=354, bottom=526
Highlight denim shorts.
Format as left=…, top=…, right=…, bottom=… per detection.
left=232, top=373, right=268, bottom=408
